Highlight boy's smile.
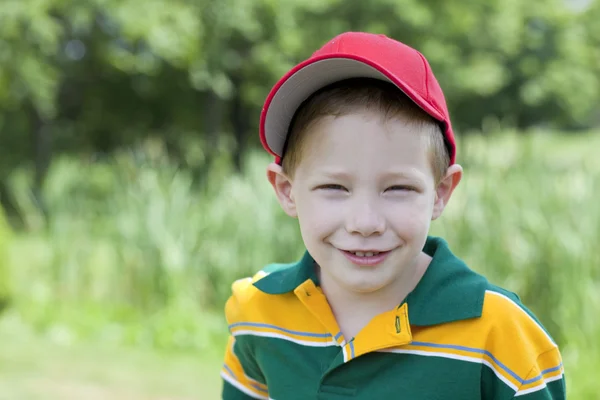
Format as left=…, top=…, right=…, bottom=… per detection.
left=269, top=109, right=460, bottom=302
left=339, top=249, right=392, bottom=267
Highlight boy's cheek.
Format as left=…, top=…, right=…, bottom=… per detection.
left=297, top=203, right=343, bottom=229
left=386, top=206, right=431, bottom=233
left=298, top=206, right=341, bottom=227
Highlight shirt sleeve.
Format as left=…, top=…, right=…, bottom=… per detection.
left=511, top=347, right=566, bottom=399
left=221, top=335, right=269, bottom=399
left=221, top=278, right=270, bottom=400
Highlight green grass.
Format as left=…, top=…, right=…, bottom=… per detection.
left=0, top=313, right=223, bottom=400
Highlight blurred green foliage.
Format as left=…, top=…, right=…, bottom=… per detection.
left=0, top=207, right=10, bottom=310
left=1, top=131, right=599, bottom=397
left=0, top=0, right=599, bottom=188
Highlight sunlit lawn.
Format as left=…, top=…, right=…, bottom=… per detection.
left=0, top=315, right=223, bottom=400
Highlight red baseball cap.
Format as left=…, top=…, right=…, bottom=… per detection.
left=259, top=31, right=456, bottom=165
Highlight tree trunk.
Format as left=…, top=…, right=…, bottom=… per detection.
left=30, top=106, right=52, bottom=221
left=230, top=73, right=249, bottom=173
left=198, top=90, right=224, bottom=183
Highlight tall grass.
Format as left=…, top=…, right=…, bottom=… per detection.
left=433, top=130, right=600, bottom=398
left=1, top=131, right=599, bottom=397
left=0, top=208, right=11, bottom=309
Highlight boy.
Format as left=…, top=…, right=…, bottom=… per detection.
left=220, top=32, right=566, bottom=399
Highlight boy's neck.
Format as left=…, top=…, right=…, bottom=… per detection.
left=316, top=251, right=432, bottom=341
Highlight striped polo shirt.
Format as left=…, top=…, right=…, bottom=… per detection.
left=221, top=236, right=566, bottom=399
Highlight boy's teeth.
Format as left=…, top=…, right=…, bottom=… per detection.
left=352, top=251, right=379, bottom=257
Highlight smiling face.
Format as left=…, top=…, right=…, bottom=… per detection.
left=269, top=110, right=461, bottom=298
left=267, top=80, right=462, bottom=300
left=286, top=110, right=443, bottom=295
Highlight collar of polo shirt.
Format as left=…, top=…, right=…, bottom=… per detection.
left=253, top=236, right=488, bottom=326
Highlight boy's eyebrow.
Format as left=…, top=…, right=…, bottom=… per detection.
left=381, top=170, right=424, bottom=181
left=317, top=170, right=353, bottom=180
left=315, top=169, right=425, bottom=182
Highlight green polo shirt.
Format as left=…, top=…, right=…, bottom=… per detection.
left=221, top=236, right=565, bottom=399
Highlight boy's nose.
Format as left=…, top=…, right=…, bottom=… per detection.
left=345, top=203, right=386, bottom=237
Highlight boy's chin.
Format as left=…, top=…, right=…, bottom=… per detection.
left=339, top=277, right=394, bottom=295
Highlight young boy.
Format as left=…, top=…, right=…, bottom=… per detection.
left=220, top=32, right=566, bottom=399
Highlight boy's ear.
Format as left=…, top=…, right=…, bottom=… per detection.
left=266, top=163, right=297, bottom=218
left=432, top=164, right=463, bottom=220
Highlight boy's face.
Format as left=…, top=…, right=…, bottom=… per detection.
left=268, top=110, right=461, bottom=296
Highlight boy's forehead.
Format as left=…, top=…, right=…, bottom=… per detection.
left=295, top=113, right=433, bottom=177
left=303, top=113, right=430, bottom=153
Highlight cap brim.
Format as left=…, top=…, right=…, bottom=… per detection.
left=261, top=56, right=444, bottom=158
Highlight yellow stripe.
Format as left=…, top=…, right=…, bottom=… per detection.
left=223, top=336, right=269, bottom=397
left=536, top=346, right=563, bottom=377
left=352, top=303, right=412, bottom=357
left=229, top=323, right=336, bottom=345
left=517, top=347, right=563, bottom=392
left=226, top=275, right=339, bottom=343
left=294, top=281, right=346, bottom=345
left=406, top=290, right=558, bottom=388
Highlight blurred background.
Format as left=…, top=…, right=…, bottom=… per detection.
left=0, top=0, right=599, bottom=398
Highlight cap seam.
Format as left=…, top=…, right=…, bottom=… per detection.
left=335, top=36, right=342, bottom=52
left=417, top=51, right=431, bottom=105
left=416, top=51, right=454, bottom=163
left=416, top=51, right=446, bottom=120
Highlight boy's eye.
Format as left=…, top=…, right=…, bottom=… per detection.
left=318, top=184, right=347, bottom=191
left=386, top=185, right=416, bottom=192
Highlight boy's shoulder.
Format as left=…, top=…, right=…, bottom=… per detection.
left=224, top=258, right=305, bottom=324
left=482, top=283, right=541, bottom=326
left=479, top=282, right=558, bottom=348
left=479, top=281, right=556, bottom=347
left=406, top=240, right=564, bottom=396
left=463, top=283, right=564, bottom=396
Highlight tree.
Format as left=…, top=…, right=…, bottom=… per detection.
left=0, top=0, right=598, bottom=223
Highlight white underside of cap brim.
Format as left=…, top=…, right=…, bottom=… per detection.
left=264, top=58, right=395, bottom=157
